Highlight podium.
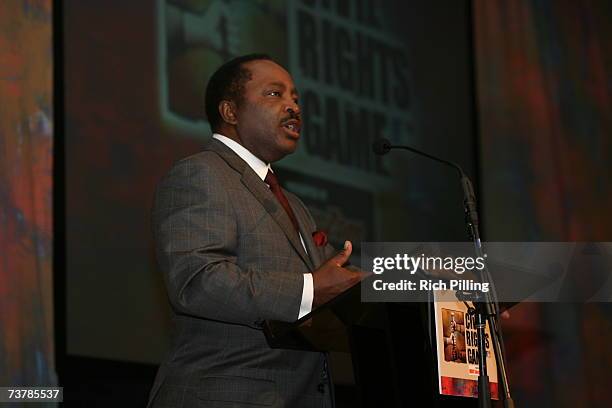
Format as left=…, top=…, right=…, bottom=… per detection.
left=263, top=278, right=482, bottom=408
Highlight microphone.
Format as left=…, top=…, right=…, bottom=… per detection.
left=372, top=138, right=485, bottom=298
left=372, top=138, right=391, bottom=155
left=372, top=139, right=513, bottom=407
left=371, top=137, right=478, bottom=233
left=372, top=138, right=463, bottom=177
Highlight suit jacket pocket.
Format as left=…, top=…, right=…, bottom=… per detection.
left=197, top=375, right=277, bottom=406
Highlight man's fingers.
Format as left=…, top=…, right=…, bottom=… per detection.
left=331, top=240, right=352, bottom=266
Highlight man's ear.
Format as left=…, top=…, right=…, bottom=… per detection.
left=219, top=100, right=238, bottom=125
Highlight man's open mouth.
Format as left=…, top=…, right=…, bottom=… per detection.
left=282, top=119, right=301, bottom=135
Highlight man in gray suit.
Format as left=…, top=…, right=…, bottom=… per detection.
left=148, top=54, right=364, bottom=407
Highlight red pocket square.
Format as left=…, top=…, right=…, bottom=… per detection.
left=312, top=230, right=328, bottom=247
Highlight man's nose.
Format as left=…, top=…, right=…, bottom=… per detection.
left=285, top=102, right=300, bottom=116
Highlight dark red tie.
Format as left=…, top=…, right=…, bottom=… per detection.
left=265, top=170, right=299, bottom=232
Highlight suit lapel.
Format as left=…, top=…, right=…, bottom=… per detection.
left=288, top=194, right=324, bottom=268
left=205, top=139, right=315, bottom=272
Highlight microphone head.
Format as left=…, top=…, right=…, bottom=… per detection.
left=372, top=138, right=391, bottom=155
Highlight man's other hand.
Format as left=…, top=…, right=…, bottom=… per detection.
left=312, top=241, right=368, bottom=308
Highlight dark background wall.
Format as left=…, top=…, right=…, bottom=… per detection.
left=0, top=0, right=55, bottom=391
left=474, top=1, right=612, bottom=406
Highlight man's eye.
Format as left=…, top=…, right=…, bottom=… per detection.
left=268, top=91, right=281, bottom=96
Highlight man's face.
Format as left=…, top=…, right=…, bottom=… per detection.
left=233, top=60, right=301, bottom=163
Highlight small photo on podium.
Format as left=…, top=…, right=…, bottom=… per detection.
left=441, top=308, right=467, bottom=364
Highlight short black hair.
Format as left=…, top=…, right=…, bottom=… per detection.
left=205, top=53, right=274, bottom=132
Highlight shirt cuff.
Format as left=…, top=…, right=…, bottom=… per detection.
left=298, top=273, right=314, bottom=319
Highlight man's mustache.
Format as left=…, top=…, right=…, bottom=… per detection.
left=281, top=112, right=301, bottom=123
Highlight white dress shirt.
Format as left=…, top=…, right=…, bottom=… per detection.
left=213, top=133, right=314, bottom=319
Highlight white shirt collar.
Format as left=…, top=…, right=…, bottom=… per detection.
left=213, top=133, right=271, bottom=181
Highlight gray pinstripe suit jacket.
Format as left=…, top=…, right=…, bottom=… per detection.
left=148, top=139, right=334, bottom=408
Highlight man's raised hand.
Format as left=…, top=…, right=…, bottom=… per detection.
left=312, top=241, right=367, bottom=308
